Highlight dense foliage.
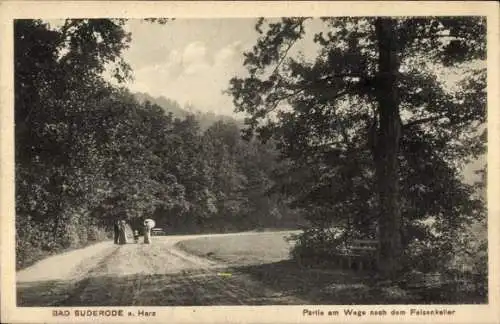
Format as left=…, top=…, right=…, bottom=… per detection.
left=228, top=17, right=486, bottom=278
left=15, top=16, right=487, bottom=297
left=14, top=19, right=301, bottom=270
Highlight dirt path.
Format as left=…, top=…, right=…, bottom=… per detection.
left=17, top=233, right=307, bottom=306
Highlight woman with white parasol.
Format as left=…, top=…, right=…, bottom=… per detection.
left=143, top=218, right=155, bottom=244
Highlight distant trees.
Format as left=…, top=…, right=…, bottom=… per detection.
left=228, top=17, right=486, bottom=277
left=15, top=19, right=298, bottom=269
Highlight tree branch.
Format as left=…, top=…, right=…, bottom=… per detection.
left=265, top=88, right=305, bottom=113
left=322, top=88, right=351, bottom=101
left=317, top=73, right=370, bottom=83
left=403, top=115, right=447, bottom=128
left=411, top=34, right=467, bottom=40
left=403, top=112, right=482, bottom=130
left=272, top=38, right=299, bottom=76
left=271, top=21, right=305, bottom=76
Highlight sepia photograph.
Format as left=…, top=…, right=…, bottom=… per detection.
left=1, top=1, right=499, bottom=324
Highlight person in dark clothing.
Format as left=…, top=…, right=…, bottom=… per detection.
left=118, top=219, right=128, bottom=245
left=113, top=220, right=120, bottom=244
left=143, top=225, right=151, bottom=244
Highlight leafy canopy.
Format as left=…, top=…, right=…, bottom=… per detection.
left=228, top=17, right=486, bottom=250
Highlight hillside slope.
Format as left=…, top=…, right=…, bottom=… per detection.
left=134, top=92, right=244, bottom=130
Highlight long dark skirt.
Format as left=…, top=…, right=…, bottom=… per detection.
left=118, top=225, right=128, bottom=244
left=114, top=224, right=120, bottom=244
left=143, top=226, right=151, bottom=244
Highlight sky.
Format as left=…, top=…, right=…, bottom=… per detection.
left=115, top=19, right=322, bottom=117
left=44, top=19, right=267, bottom=116
left=45, top=18, right=485, bottom=179
left=117, top=18, right=485, bottom=181
left=119, top=19, right=256, bottom=116
left=115, top=18, right=482, bottom=118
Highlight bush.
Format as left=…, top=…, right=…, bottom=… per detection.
left=289, top=227, right=347, bottom=265
left=15, top=211, right=111, bottom=270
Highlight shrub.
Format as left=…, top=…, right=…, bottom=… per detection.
left=289, top=227, right=347, bottom=266
left=15, top=210, right=112, bottom=270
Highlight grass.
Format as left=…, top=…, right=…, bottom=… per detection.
left=176, top=231, right=487, bottom=304
left=176, top=231, right=297, bottom=266
left=176, top=231, right=413, bottom=304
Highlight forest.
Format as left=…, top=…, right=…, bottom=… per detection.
left=14, top=19, right=302, bottom=270
left=15, top=17, right=486, bottom=293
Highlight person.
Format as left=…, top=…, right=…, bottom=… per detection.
left=113, top=220, right=120, bottom=244
left=133, top=230, right=139, bottom=244
left=118, top=219, right=128, bottom=245
left=143, top=218, right=155, bottom=244
left=143, top=224, right=151, bottom=244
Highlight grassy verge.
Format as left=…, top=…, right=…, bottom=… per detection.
left=176, top=231, right=487, bottom=304
left=175, top=231, right=297, bottom=266
left=176, top=231, right=414, bottom=304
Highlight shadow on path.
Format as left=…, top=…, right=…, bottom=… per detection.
left=17, top=260, right=487, bottom=306
left=231, top=260, right=487, bottom=305
left=17, top=267, right=299, bottom=307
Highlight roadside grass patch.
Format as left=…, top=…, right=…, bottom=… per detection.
left=175, top=231, right=486, bottom=304
left=175, top=232, right=398, bottom=303
left=175, top=231, right=296, bottom=266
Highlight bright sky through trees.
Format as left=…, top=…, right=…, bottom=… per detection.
left=44, top=17, right=485, bottom=184
left=47, top=18, right=483, bottom=120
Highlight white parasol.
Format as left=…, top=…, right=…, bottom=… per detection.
left=144, top=218, right=156, bottom=229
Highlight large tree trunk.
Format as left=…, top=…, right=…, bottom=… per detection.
left=373, top=18, right=403, bottom=278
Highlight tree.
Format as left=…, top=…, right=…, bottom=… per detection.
left=14, top=19, right=189, bottom=267
left=228, top=17, right=486, bottom=277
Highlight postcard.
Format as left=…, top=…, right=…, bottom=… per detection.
left=1, top=1, right=499, bottom=323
